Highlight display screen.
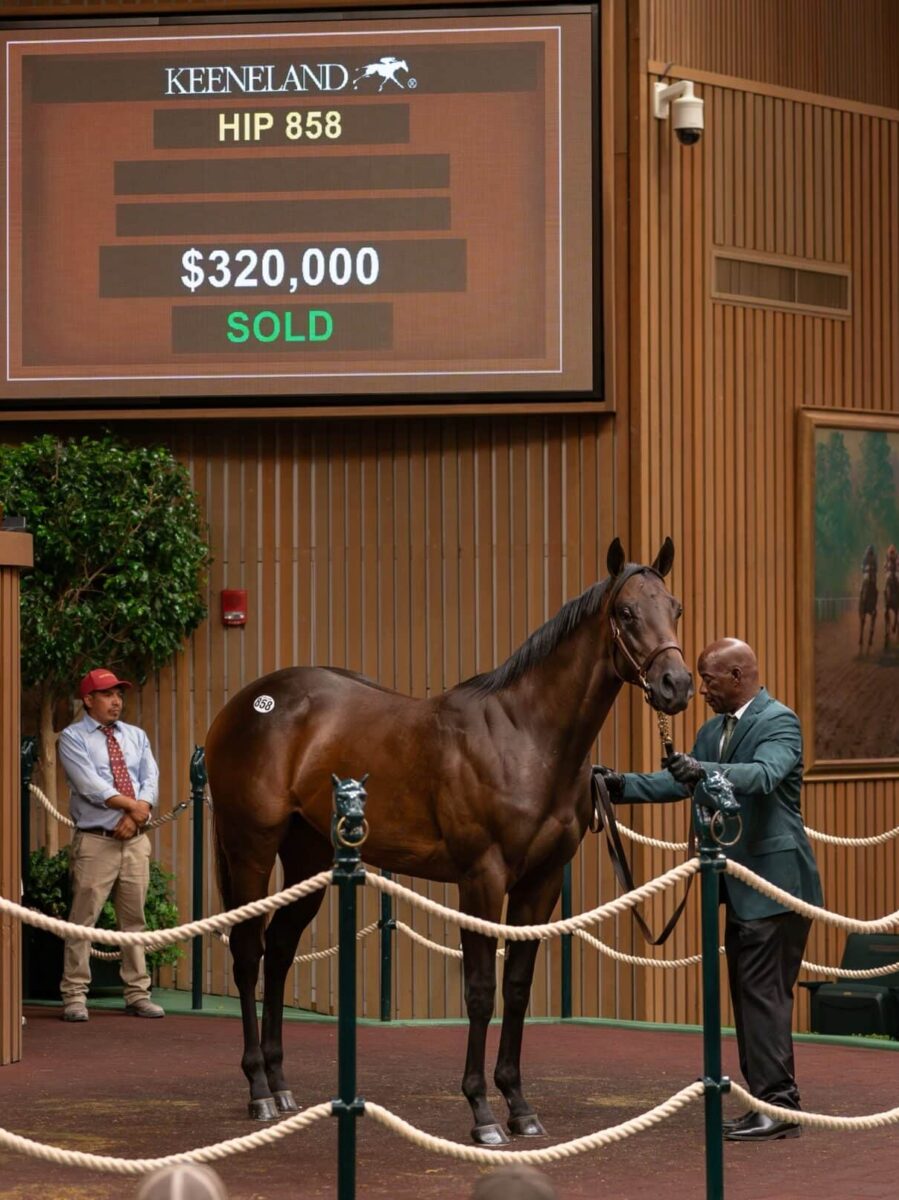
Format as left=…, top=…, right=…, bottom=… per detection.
left=1, top=9, right=597, bottom=404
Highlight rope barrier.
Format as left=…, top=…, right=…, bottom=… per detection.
left=2, top=871, right=333, bottom=948
left=7, top=1078, right=899, bottom=1177
left=364, top=1083, right=707, bottom=1164
left=29, top=783, right=189, bottom=832
left=0, top=1103, right=334, bottom=1174
left=7, top=856, right=899, bottom=977
left=365, top=860, right=700, bottom=940
left=615, top=817, right=899, bottom=853
left=729, top=1083, right=899, bottom=1131
left=724, top=861, right=899, bottom=933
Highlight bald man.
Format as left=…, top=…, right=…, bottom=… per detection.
left=598, top=639, right=822, bottom=1142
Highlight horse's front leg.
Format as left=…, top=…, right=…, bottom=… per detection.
left=459, top=869, right=507, bottom=1146
left=494, top=866, right=564, bottom=1137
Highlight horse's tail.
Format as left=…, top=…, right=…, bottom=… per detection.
left=212, top=813, right=234, bottom=911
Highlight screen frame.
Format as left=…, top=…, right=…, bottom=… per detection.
left=0, top=3, right=603, bottom=418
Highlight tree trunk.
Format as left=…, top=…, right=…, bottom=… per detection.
left=37, top=687, right=60, bottom=854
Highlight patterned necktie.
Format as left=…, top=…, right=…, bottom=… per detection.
left=102, top=724, right=135, bottom=798
left=720, top=714, right=737, bottom=757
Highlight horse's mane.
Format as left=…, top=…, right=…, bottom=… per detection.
left=455, top=577, right=612, bottom=697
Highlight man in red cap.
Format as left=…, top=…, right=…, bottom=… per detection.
left=56, top=667, right=164, bottom=1021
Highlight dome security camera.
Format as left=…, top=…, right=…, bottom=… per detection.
left=653, top=79, right=704, bottom=146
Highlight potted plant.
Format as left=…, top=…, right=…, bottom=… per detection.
left=22, top=845, right=182, bottom=1000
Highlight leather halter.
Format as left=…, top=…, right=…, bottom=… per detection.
left=604, top=565, right=686, bottom=702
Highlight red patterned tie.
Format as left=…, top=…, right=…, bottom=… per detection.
left=102, top=724, right=135, bottom=798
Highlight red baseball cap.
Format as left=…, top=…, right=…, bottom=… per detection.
left=78, top=667, right=133, bottom=700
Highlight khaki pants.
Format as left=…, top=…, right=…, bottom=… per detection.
left=61, top=831, right=152, bottom=1006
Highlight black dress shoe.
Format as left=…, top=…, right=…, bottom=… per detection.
left=722, top=1111, right=753, bottom=1132
left=724, top=1111, right=801, bottom=1142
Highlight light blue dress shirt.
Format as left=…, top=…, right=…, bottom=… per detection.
left=57, top=714, right=159, bottom=832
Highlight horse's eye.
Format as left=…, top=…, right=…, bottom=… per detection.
left=620, top=606, right=634, bottom=622
left=675, top=604, right=684, bottom=620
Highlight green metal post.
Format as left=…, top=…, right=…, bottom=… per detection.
left=331, top=776, right=367, bottom=1200
left=698, top=812, right=729, bottom=1200
left=561, top=860, right=573, bottom=1018
left=379, top=870, right=394, bottom=1022
left=189, top=746, right=207, bottom=1011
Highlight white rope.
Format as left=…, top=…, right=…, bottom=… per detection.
left=615, top=823, right=689, bottom=852
left=292, top=922, right=379, bottom=963
left=614, top=817, right=899, bottom=853
left=365, top=1083, right=706, bottom=1164
left=365, top=860, right=700, bottom=940
left=729, top=1083, right=899, bottom=1131
left=803, top=825, right=899, bottom=847
left=725, top=861, right=899, bottom=932
left=0, top=1103, right=334, bottom=1173
left=29, top=783, right=188, bottom=832
left=574, top=927, right=709, bottom=969
left=1, top=871, right=333, bottom=947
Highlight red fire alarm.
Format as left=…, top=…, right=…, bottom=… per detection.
left=221, top=588, right=248, bottom=627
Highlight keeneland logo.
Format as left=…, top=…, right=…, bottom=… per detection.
left=163, top=57, right=417, bottom=96
left=352, top=56, right=416, bottom=91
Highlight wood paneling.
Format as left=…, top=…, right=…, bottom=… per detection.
left=650, top=0, right=899, bottom=111
left=0, top=534, right=32, bottom=1065
left=630, top=44, right=899, bottom=1025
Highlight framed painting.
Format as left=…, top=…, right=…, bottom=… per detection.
left=799, top=410, right=899, bottom=777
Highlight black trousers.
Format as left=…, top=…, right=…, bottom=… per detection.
left=724, top=904, right=812, bottom=1109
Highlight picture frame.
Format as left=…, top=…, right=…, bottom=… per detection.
left=799, top=409, right=899, bottom=778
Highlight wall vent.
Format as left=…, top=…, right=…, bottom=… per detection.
left=712, top=249, right=850, bottom=318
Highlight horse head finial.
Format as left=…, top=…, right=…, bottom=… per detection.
left=330, top=773, right=369, bottom=850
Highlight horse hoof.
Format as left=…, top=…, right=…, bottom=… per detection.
left=273, top=1090, right=299, bottom=1114
left=471, top=1122, right=510, bottom=1147
left=248, top=1097, right=279, bottom=1121
left=508, top=1114, right=547, bottom=1137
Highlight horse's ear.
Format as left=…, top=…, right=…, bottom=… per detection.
left=607, top=538, right=626, bottom=577
left=331, top=773, right=340, bottom=787
left=360, top=773, right=369, bottom=785
left=651, top=536, right=675, bottom=578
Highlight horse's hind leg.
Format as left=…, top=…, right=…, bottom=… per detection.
left=494, top=867, right=563, bottom=1137
left=259, top=822, right=332, bottom=1112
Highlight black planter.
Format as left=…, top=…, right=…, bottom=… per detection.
left=24, top=926, right=123, bottom=1000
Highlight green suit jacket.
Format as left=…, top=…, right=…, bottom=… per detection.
left=622, top=688, right=823, bottom=920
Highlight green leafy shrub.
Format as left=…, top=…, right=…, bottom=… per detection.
left=23, top=845, right=182, bottom=970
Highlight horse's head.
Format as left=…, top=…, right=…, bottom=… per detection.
left=604, top=537, right=694, bottom=714
left=330, top=773, right=369, bottom=848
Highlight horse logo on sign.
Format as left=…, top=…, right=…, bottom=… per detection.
left=352, top=56, right=414, bottom=91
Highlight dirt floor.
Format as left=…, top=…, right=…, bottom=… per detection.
left=0, top=1003, right=897, bottom=1200
left=814, top=611, right=899, bottom=760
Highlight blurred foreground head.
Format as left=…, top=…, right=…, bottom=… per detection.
left=136, top=1164, right=230, bottom=1200
left=471, top=1164, right=558, bottom=1200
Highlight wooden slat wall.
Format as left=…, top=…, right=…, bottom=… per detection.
left=15, top=416, right=637, bottom=1021
left=631, top=29, right=899, bottom=1026
left=649, top=0, right=899, bottom=111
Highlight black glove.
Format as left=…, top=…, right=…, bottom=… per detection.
left=663, top=752, right=706, bottom=787
left=592, top=765, right=625, bottom=801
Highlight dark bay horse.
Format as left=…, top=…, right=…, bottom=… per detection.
left=206, top=538, right=693, bottom=1144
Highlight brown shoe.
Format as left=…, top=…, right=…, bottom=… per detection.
left=124, top=999, right=165, bottom=1018
left=62, top=1002, right=88, bottom=1022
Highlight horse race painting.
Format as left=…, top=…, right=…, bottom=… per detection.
left=801, top=412, right=899, bottom=771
